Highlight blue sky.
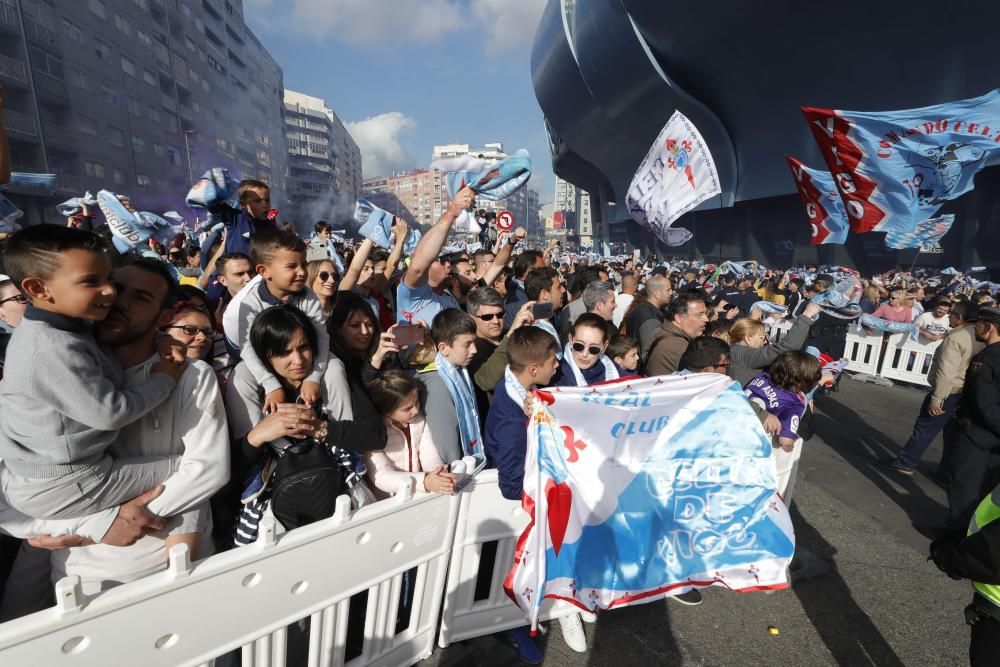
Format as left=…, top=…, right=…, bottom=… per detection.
left=243, top=0, right=555, bottom=204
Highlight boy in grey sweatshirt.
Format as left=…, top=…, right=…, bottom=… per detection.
left=0, top=226, right=197, bottom=546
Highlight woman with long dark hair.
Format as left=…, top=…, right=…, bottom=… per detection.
left=224, top=304, right=385, bottom=545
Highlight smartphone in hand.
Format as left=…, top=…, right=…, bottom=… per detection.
left=531, top=302, right=553, bottom=320
left=392, top=323, right=425, bottom=347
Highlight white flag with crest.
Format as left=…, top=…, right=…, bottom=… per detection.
left=626, top=111, right=721, bottom=244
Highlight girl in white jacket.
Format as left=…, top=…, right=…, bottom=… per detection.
left=366, top=371, right=456, bottom=499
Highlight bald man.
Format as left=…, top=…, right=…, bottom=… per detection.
left=624, top=275, right=674, bottom=355
left=614, top=274, right=637, bottom=328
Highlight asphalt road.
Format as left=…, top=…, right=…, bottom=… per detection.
left=428, top=375, right=974, bottom=666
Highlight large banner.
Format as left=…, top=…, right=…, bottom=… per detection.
left=505, top=374, right=795, bottom=628
left=626, top=111, right=722, bottom=245
left=802, top=89, right=1000, bottom=234
left=785, top=156, right=849, bottom=245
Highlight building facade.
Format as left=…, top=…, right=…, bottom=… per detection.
left=361, top=168, right=446, bottom=230
left=1, top=0, right=287, bottom=224
left=552, top=175, right=593, bottom=247
left=283, top=89, right=361, bottom=231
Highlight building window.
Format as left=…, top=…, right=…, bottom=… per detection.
left=114, top=14, right=131, bottom=35
left=62, top=18, right=83, bottom=42
left=79, top=115, right=98, bottom=136
left=132, top=0, right=147, bottom=9
left=164, top=112, right=178, bottom=132
left=126, top=96, right=141, bottom=115
left=152, top=143, right=165, bottom=157
left=166, top=146, right=180, bottom=165
left=136, top=174, right=151, bottom=188
left=137, top=29, right=152, bottom=48
left=100, top=83, right=119, bottom=107
left=84, top=161, right=105, bottom=178
left=107, top=126, right=124, bottom=147
left=113, top=167, right=125, bottom=185
left=89, top=0, right=106, bottom=19
left=143, top=69, right=156, bottom=86
left=69, top=69, right=91, bottom=91
left=95, top=39, right=112, bottom=63
left=131, top=136, right=145, bottom=154
left=181, top=3, right=192, bottom=18
left=148, top=106, right=161, bottom=123
left=120, top=55, right=135, bottom=76
left=185, top=35, right=196, bottom=52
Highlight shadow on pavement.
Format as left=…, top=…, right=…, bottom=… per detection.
left=811, top=393, right=948, bottom=533
left=586, top=601, right=683, bottom=666
left=790, top=504, right=906, bottom=667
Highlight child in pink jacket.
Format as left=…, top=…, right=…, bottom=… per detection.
left=366, top=370, right=456, bottom=499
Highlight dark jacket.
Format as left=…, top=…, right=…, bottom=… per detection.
left=644, top=321, right=692, bottom=376
left=931, top=498, right=1000, bottom=586
left=624, top=300, right=663, bottom=340
left=503, top=280, right=529, bottom=330
left=955, top=342, right=1000, bottom=448
left=729, top=314, right=814, bottom=387
left=485, top=376, right=529, bottom=501
left=200, top=204, right=274, bottom=271
left=804, top=311, right=850, bottom=359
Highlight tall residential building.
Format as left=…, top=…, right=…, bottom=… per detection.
left=361, top=168, right=445, bottom=230
left=553, top=176, right=594, bottom=246
left=0, top=0, right=287, bottom=224
left=283, top=89, right=361, bottom=229
left=430, top=142, right=539, bottom=235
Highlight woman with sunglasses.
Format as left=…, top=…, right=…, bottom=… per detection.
left=727, top=302, right=821, bottom=387
left=306, top=259, right=338, bottom=320
left=550, top=313, right=621, bottom=387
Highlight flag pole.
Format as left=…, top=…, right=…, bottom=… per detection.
left=907, top=248, right=921, bottom=274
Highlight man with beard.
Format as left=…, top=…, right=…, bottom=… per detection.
left=0, top=257, right=229, bottom=618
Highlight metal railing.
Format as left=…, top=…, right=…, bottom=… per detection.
left=0, top=53, right=27, bottom=85
left=0, top=2, right=18, bottom=32
left=32, top=69, right=69, bottom=103
left=23, top=16, right=60, bottom=51
left=2, top=109, right=38, bottom=138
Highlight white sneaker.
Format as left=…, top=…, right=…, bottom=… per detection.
left=558, top=613, right=587, bottom=652
left=579, top=609, right=598, bottom=624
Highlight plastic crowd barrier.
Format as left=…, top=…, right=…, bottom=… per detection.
left=878, top=333, right=941, bottom=387
left=0, top=467, right=466, bottom=667
left=437, top=465, right=577, bottom=648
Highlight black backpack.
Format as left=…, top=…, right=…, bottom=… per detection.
left=269, top=438, right=344, bottom=531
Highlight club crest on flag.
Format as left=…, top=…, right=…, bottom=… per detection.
left=665, top=138, right=696, bottom=188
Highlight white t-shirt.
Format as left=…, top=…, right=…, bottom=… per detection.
left=613, top=293, right=634, bottom=328
left=915, top=311, right=950, bottom=341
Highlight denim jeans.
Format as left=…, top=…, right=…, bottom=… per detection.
left=896, top=393, right=961, bottom=468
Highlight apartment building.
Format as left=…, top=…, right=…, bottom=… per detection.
left=0, top=0, right=287, bottom=222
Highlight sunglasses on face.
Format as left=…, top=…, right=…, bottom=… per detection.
left=0, top=294, right=28, bottom=306
left=318, top=271, right=335, bottom=282
left=476, top=312, right=502, bottom=322
left=572, top=341, right=604, bottom=355
left=166, top=324, right=213, bottom=338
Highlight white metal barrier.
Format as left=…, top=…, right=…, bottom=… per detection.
left=843, top=329, right=885, bottom=376
left=0, top=476, right=463, bottom=667
left=766, top=319, right=793, bottom=344
left=878, top=333, right=941, bottom=387
left=437, top=467, right=576, bottom=648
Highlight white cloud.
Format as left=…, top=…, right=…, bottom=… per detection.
left=345, top=112, right=418, bottom=177
left=248, top=0, right=543, bottom=55
left=470, top=0, right=546, bottom=56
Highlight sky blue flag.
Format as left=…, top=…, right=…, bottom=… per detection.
left=354, top=199, right=420, bottom=254
left=96, top=190, right=182, bottom=256
left=786, top=156, right=849, bottom=245
left=186, top=168, right=239, bottom=209
left=883, top=214, right=954, bottom=251
left=803, top=89, right=1000, bottom=235
left=431, top=149, right=532, bottom=201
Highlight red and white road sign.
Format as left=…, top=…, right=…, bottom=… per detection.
left=497, top=210, right=515, bottom=230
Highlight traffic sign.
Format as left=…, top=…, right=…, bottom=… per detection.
left=497, top=210, right=515, bottom=230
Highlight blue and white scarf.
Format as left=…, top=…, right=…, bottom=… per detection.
left=96, top=190, right=183, bottom=256
left=809, top=273, right=862, bottom=319
left=0, top=194, right=23, bottom=232
left=750, top=301, right=787, bottom=317
left=432, top=150, right=533, bottom=202
left=857, top=313, right=918, bottom=341
left=533, top=319, right=563, bottom=360
left=434, top=352, right=484, bottom=462
left=503, top=364, right=529, bottom=405
left=354, top=198, right=420, bottom=254
left=563, top=343, right=619, bottom=387
left=56, top=191, right=98, bottom=217
left=186, top=167, right=239, bottom=209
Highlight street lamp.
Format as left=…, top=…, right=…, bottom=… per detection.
left=183, top=129, right=197, bottom=185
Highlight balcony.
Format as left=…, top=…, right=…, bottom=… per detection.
left=32, top=70, right=70, bottom=104
left=0, top=53, right=27, bottom=88
left=0, top=2, right=18, bottom=33
left=43, top=123, right=77, bottom=151
left=56, top=172, right=83, bottom=193
left=24, top=16, right=60, bottom=51
left=2, top=109, right=39, bottom=140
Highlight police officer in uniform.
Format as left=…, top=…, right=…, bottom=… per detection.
left=930, top=482, right=1000, bottom=666
left=941, top=306, right=1000, bottom=530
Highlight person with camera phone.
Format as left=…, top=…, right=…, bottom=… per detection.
left=225, top=304, right=385, bottom=544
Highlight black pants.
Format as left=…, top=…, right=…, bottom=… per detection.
left=970, top=614, right=1000, bottom=667
left=941, top=426, right=1000, bottom=530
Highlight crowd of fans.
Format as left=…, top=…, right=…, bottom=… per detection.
left=0, top=168, right=999, bottom=663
